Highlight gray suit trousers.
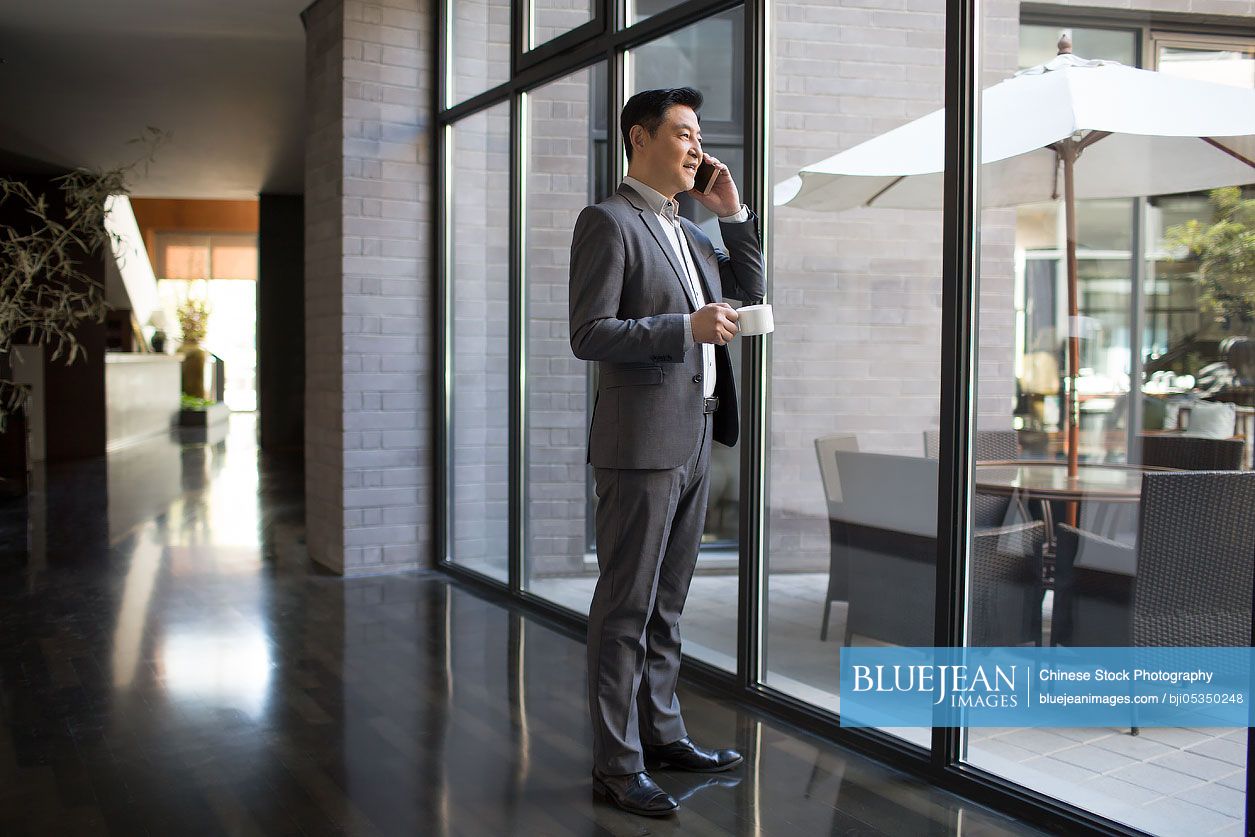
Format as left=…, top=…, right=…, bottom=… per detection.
left=587, top=413, right=713, bottom=775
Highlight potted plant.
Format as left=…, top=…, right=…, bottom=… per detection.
left=176, top=295, right=212, bottom=399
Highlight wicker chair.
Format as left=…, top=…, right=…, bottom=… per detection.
left=1139, top=434, right=1244, bottom=471
left=923, top=429, right=1019, bottom=461
left=1052, top=472, right=1255, bottom=648
left=923, top=429, right=1022, bottom=528
left=822, top=451, right=1044, bottom=646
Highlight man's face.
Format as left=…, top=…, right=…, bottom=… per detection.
left=631, top=104, right=702, bottom=198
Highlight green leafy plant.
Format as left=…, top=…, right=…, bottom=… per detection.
left=0, top=129, right=164, bottom=430
left=176, top=296, right=211, bottom=343
left=180, top=393, right=214, bottom=410
left=1164, top=187, right=1255, bottom=328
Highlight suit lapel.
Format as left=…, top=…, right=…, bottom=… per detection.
left=617, top=184, right=698, bottom=311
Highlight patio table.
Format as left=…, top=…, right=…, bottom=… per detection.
left=973, top=460, right=1174, bottom=504
left=973, top=461, right=1177, bottom=584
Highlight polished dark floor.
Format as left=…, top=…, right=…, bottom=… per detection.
left=0, top=415, right=1047, bottom=836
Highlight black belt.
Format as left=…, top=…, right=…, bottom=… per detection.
left=702, top=396, right=720, bottom=414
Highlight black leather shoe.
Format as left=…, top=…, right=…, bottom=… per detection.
left=642, top=736, right=743, bottom=773
left=591, top=769, right=678, bottom=817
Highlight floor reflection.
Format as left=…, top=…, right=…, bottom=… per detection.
left=0, top=413, right=1043, bottom=835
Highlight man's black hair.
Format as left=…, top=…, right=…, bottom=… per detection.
left=620, top=87, right=703, bottom=162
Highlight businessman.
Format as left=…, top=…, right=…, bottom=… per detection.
left=568, top=87, right=766, bottom=817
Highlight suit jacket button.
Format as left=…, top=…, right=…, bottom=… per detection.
left=693, top=374, right=702, bottom=384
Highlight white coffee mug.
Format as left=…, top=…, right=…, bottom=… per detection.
left=736, top=303, right=775, bottom=337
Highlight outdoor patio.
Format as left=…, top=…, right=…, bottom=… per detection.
left=532, top=572, right=1247, bottom=836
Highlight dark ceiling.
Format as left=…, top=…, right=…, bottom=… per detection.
left=0, top=0, right=309, bottom=198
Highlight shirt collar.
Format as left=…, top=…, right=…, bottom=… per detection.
left=622, top=176, right=679, bottom=220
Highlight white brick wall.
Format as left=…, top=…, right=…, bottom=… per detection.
left=450, top=104, right=511, bottom=577
left=305, top=0, right=433, bottom=575
left=450, top=0, right=511, bottom=104
left=532, top=0, right=592, bottom=46
left=525, top=67, right=596, bottom=578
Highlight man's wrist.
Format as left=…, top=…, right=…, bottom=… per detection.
left=718, top=204, right=749, bottom=223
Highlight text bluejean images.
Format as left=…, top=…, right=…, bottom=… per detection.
left=839, top=647, right=1253, bottom=728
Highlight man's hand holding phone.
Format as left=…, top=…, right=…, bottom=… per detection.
left=691, top=302, right=739, bottom=346
left=688, top=153, right=741, bottom=218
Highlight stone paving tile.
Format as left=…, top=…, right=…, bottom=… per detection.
left=1019, top=756, right=1100, bottom=785
left=996, top=729, right=1082, bottom=758
left=1172, top=779, right=1246, bottom=819
left=1185, top=736, right=1247, bottom=768
left=1043, top=727, right=1108, bottom=745
left=1139, top=794, right=1240, bottom=836
left=1149, top=750, right=1238, bottom=782
left=1088, top=730, right=1177, bottom=761
left=1215, top=770, right=1246, bottom=792
left=1109, top=761, right=1208, bottom=795
left=1049, top=742, right=1139, bottom=774
left=1210, top=823, right=1246, bottom=837
left=1136, top=727, right=1215, bottom=750
left=967, top=737, right=1042, bottom=765
left=1077, top=775, right=1163, bottom=808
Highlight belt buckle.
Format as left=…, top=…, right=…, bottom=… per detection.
left=703, top=396, right=719, bottom=414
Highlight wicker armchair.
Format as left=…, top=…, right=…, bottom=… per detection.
left=1052, top=472, right=1255, bottom=648
left=923, top=429, right=1023, bottom=528
left=822, top=451, right=1044, bottom=646
left=923, top=429, right=1019, bottom=461
left=1138, top=434, right=1244, bottom=471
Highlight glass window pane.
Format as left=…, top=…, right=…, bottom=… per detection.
left=624, top=8, right=745, bottom=673
left=763, top=0, right=944, bottom=750
left=625, top=0, right=685, bottom=28
left=449, top=0, right=510, bottom=106
left=965, top=22, right=1252, bottom=834
left=449, top=104, right=511, bottom=581
left=1018, top=24, right=1137, bottom=70
left=522, top=63, right=605, bottom=614
left=529, top=0, right=593, bottom=51
left=1158, top=44, right=1255, bottom=88
left=632, top=12, right=739, bottom=126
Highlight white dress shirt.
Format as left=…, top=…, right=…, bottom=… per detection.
left=622, top=176, right=748, bottom=399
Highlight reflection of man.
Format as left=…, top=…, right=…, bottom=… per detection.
left=568, top=87, right=766, bottom=817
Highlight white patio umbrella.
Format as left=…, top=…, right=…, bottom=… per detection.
left=777, top=38, right=1255, bottom=483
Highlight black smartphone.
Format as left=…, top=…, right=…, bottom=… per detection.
left=694, top=159, right=719, bottom=195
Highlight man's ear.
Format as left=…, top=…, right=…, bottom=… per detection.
left=630, top=124, right=647, bottom=153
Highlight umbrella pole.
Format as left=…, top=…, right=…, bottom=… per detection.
left=1062, top=142, right=1080, bottom=525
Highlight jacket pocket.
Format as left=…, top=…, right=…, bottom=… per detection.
left=602, top=366, right=663, bottom=388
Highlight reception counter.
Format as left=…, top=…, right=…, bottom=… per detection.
left=105, top=353, right=181, bottom=451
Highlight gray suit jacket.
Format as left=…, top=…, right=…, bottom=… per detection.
left=569, top=183, right=766, bottom=470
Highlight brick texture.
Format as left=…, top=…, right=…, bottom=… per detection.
left=525, top=67, right=597, bottom=579
left=304, top=0, right=433, bottom=575
left=450, top=104, right=510, bottom=577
